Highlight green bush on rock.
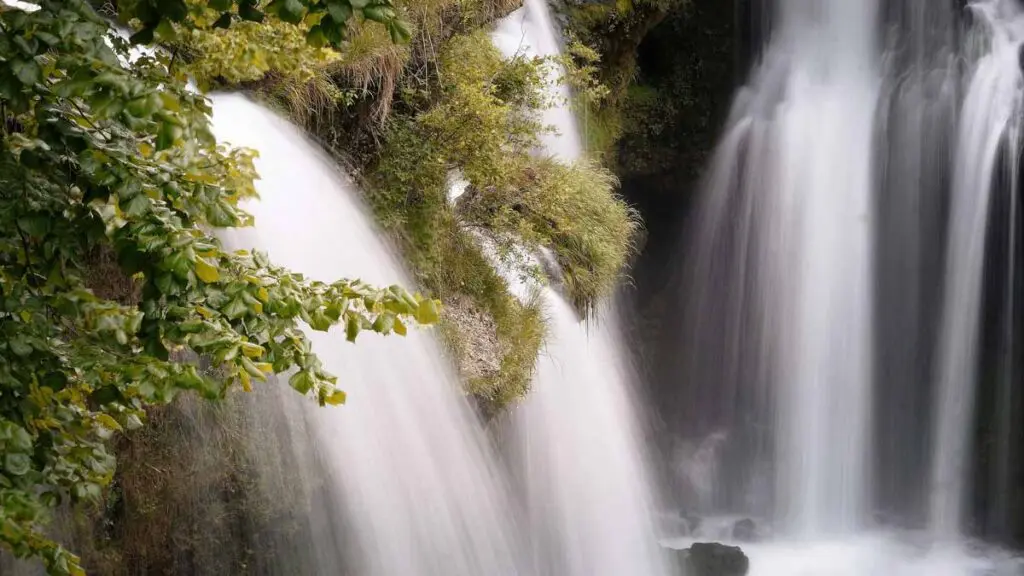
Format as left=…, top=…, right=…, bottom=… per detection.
left=0, top=1, right=434, bottom=573
left=365, top=29, right=637, bottom=411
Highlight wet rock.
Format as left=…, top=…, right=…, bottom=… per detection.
left=731, top=518, right=756, bottom=542
left=678, top=513, right=703, bottom=536
left=679, top=542, right=749, bottom=576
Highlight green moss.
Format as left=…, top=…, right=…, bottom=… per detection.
left=363, top=29, right=637, bottom=411
left=173, top=10, right=634, bottom=414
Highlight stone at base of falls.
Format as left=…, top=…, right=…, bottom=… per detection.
left=731, top=518, right=756, bottom=542
left=679, top=542, right=749, bottom=576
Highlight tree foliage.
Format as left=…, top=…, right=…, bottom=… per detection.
left=0, top=1, right=432, bottom=573
left=119, top=0, right=412, bottom=47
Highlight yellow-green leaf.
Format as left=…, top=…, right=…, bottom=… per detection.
left=95, top=414, right=122, bottom=432
left=195, top=257, right=220, bottom=283
left=324, top=390, right=346, bottom=406
left=241, top=357, right=267, bottom=381
left=239, top=369, right=253, bottom=392
left=415, top=299, right=440, bottom=324
left=393, top=316, right=407, bottom=336
left=240, top=342, right=264, bottom=358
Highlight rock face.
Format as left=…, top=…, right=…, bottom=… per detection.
left=680, top=542, right=749, bottom=576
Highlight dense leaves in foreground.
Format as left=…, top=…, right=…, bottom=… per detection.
left=0, top=1, right=430, bottom=573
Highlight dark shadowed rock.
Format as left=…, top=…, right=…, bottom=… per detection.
left=679, top=542, right=749, bottom=576
left=731, top=518, right=756, bottom=542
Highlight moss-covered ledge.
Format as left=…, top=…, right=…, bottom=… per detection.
left=170, top=0, right=637, bottom=416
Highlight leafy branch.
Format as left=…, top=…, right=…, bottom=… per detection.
left=0, top=1, right=432, bottom=573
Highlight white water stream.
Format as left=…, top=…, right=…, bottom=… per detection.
left=492, top=4, right=672, bottom=575
left=929, top=0, right=1024, bottom=539
left=212, top=94, right=524, bottom=576
left=670, top=0, right=1024, bottom=574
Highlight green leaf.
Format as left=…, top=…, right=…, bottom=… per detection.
left=324, top=389, right=346, bottom=405
left=415, top=299, right=440, bottom=324
left=16, top=214, right=50, bottom=237
left=124, top=193, right=151, bottom=217
left=306, top=24, right=327, bottom=48
left=240, top=341, right=264, bottom=358
left=223, top=297, right=248, bottom=319
left=10, top=59, right=40, bottom=85
left=12, top=35, right=38, bottom=56
left=345, top=314, right=360, bottom=342
left=268, top=0, right=305, bottom=23
left=349, top=0, right=370, bottom=8
left=325, top=0, right=353, bottom=22
left=95, top=414, right=123, bottom=432
left=387, top=19, right=412, bottom=44
left=195, top=258, right=220, bottom=283
left=9, top=338, right=32, bottom=357
left=241, top=357, right=267, bottom=381
left=289, top=370, right=313, bottom=395
left=209, top=0, right=232, bottom=9
left=155, top=18, right=177, bottom=41
left=372, top=313, right=394, bottom=334
left=34, top=32, right=59, bottom=46
left=363, top=5, right=395, bottom=23
left=3, top=453, right=30, bottom=476
left=393, top=316, right=407, bottom=336
left=156, top=121, right=182, bottom=150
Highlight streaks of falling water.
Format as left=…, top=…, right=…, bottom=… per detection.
left=929, top=0, right=1024, bottom=539
left=742, top=0, right=881, bottom=536
left=490, top=3, right=672, bottom=574
left=676, top=0, right=1024, bottom=558
left=872, top=0, right=959, bottom=527
left=211, top=93, right=524, bottom=576
left=492, top=0, right=583, bottom=160
left=511, top=293, right=673, bottom=576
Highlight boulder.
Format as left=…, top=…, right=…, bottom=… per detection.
left=731, top=518, right=756, bottom=542
left=680, top=542, right=749, bottom=576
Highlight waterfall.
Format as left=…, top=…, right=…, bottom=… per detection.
left=492, top=0, right=583, bottom=160
left=679, top=0, right=881, bottom=535
left=210, top=94, right=524, bottom=576
left=769, top=0, right=880, bottom=535
left=491, top=3, right=672, bottom=574
left=929, top=1, right=1024, bottom=538
left=667, top=0, right=1024, bottom=571
left=512, top=294, right=671, bottom=576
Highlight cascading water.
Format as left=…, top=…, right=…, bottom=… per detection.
left=929, top=1, right=1024, bottom=539
left=510, top=294, right=672, bottom=576
left=768, top=0, right=879, bottom=535
left=492, top=0, right=583, bottom=161
left=664, top=0, right=1024, bottom=573
left=490, top=4, right=672, bottom=575
left=676, top=0, right=880, bottom=535
left=210, top=94, right=524, bottom=576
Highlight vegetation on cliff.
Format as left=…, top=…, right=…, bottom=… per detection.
left=1, top=0, right=658, bottom=570
left=0, top=1, right=436, bottom=573
left=181, top=1, right=638, bottom=413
